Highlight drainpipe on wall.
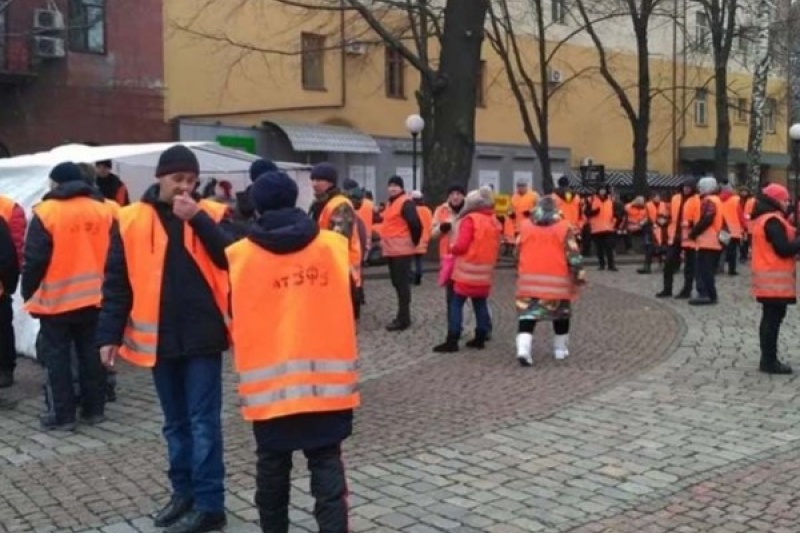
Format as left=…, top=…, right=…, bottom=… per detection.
left=676, top=0, right=689, bottom=176
left=171, top=1, right=348, bottom=130
left=671, top=0, right=679, bottom=176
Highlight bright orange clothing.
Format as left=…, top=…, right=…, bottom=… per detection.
left=356, top=199, right=375, bottom=239
left=649, top=201, right=669, bottom=246
left=380, top=195, right=415, bottom=257
left=452, top=212, right=501, bottom=289
left=433, top=203, right=456, bottom=259
left=751, top=213, right=797, bottom=299
left=625, top=204, right=648, bottom=232
left=744, top=197, right=756, bottom=232
left=721, top=195, right=743, bottom=239
left=117, top=200, right=229, bottom=368
left=694, top=196, right=724, bottom=251
left=516, top=219, right=578, bottom=301
left=589, top=196, right=615, bottom=234
left=227, top=229, right=359, bottom=422
left=511, top=190, right=538, bottom=231
left=24, top=197, right=113, bottom=315
left=318, top=195, right=362, bottom=287
left=415, top=204, right=433, bottom=254
left=680, top=195, right=701, bottom=249
left=552, top=193, right=582, bottom=232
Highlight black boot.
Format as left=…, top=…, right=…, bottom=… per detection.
left=0, top=370, right=12, bottom=388
left=760, top=360, right=793, bottom=375
left=465, top=331, right=488, bottom=349
left=164, top=510, right=226, bottom=533
left=675, top=288, right=691, bottom=299
left=637, top=265, right=652, bottom=274
left=414, top=273, right=422, bottom=286
left=386, top=319, right=410, bottom=332
left=433, top=334, right=460, bottom=353
left=153, top=495, right=194, bottom=528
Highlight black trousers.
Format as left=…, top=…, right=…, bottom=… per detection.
left=387, top=256, right=412, bottom=324
left=0, top=295, right=15, bottom=373
left=39, top=312, right=105, bottom=422
left=695, top=249, right=718, bottom=301
left=519, top=319, right=570, bottom=334
left=740, top=236, right=750, bottom=261
left=593, top=232, right=616, bottom=269
left=662, top=245, right=695, bottom=295
left=760, top=302, right=788, bottom=366
left=253, top=434, right=348, bottom=533
left=724, top=238, right=740, bottom=274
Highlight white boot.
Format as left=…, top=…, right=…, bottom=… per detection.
left=516, top=333, right=533, bottom=367
left=553, top=334, right=569, bottom=360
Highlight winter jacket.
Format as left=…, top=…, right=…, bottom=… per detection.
left=751, top=195, right=800, bottom=305
left=95, top=184, right=235, bottom=358
left=96, top=173, right=130, bottom=206
left=0, top=198, right=25, bottom=268
left=0, top=217, right=19, bottom=297
left=450, top=207, right=496, bottom=299
left=21, top=181, right=108, bottom=320
left=242, top=206, right=353, bottom=451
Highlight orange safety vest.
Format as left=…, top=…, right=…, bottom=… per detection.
left=24, top=197, right=113, bottom=315
left=503, top=216, right=515, bottom=244
left=511, top=190, right=538, bottom=231
left=356, top=199, right=375, bottom=239
left=678, top=195, right=701, bottom=249
left=0, top=195, right=15, bottom=224
left=104, top=199, right=121, bottom=220
left=452, top=212, right=501, bottom=287
left=415, top=204, right=433, bottom=254
left=625, top=204, right=648, bottom=232
left=380, top=195, right=415, bottom=257
left=552, top=193, right=582, bottom=232
left=751, top=213, right=797, bottom=299
left=226, top=230, right=360, bottom=422
left=517, top=218, right=578, bottom=300
left=721, top=195, right=743, bottom=239
left=694, top=195, right=724, bottom=251
left=650, top=201, right=668, bottom=246
left=118, top=200, right=229, bottom=368
left=589, top=196, right=615, bottom=234
left=433, top=203, right=455, bottom=259
left=318, top=195, right=362, bottom=287
left=743, top=197, right=756, bottom=232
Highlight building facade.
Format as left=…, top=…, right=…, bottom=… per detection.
left=0, top=0, right=170, bottom=156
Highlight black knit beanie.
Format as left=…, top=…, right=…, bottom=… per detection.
left=446, top=183, right=466, bottom=195
left=50, top=162, right=84, bottom=184
left=388, top=175, right=405, bottom=189
left=155, top=145, right=200, bottom=177
left=249, top=159, right=278, bottom=183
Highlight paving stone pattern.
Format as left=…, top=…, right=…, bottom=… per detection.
left=1, top=265, right=797, bottom=532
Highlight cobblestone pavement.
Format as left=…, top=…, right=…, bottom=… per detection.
left=0, top=262, right=797, bottom=532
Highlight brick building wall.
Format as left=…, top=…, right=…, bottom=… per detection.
left=0, top=0, right=171, bottom=156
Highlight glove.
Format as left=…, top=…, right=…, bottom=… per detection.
left=440, top=222, right=452, bottom=233
left=508, top=212, right=516, bottom=219
left=522, top=211, right=531, bottom=218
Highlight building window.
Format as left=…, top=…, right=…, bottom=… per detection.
left=694, top=88, right=707, bottom=126
left=385, top=47, right=404, bottom=98
left=765, top=97, right=776, bottom=133
left=695, top=11, right=709, bottom=51
left=301, top=33, right=325, bottom=90
left=552, top=0, right=567, bottom=24
left=736, top=98, right=748, bottom=122
left=476, top=61, right=486, bottom=107
left=69, top=0, right=106, bottom=54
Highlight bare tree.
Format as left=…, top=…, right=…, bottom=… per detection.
left=173, top=0, right=489, bottom=202
left=485, top=0, right=598, bottom=193
left=692, top=0, right=739, bottom=182
left=573, top=0, right=678, bottom=196
left=745, top=0, right=777, bottom=186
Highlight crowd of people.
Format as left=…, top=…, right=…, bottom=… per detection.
left=0, top=145, right=797, bottom=533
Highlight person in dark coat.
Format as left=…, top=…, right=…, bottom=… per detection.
left=236, top=159, right=279, bottom=222
left=95, top=160, right=130, bottom=205
left=233, top=171, right=356, bottom=533
left=750, top=184, right=800, bottom=375
left=0, top=215, right=19, bottom=386
left=96, top=146, right=234, bottom=533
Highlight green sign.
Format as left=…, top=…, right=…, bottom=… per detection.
left=216, top=135, right=256, bottom=154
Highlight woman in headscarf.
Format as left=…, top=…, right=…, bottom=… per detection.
left=515, top=196, right=585, bottom=366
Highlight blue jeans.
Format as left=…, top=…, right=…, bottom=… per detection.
left=448, top=294, right=491, bottom=337
left=152, top=355, right=225, bottom=513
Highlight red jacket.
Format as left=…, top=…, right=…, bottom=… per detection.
left=3, top=203, right=26, bottom=267
left=451, top=208, right=496, bottom=298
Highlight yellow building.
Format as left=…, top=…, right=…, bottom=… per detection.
left=165, top=1, right=790, bottom=197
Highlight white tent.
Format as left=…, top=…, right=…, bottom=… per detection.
left=0, top=142, right=313, bottom=357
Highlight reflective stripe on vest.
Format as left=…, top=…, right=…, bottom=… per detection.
left=452, top=261, right=494, bottom=284
left=517, top=273, right=574, bottom=299
left=240, top=383, right=359, bottom=408
left=239, top=359, right=360, bottom=384
left=751, top=213, right=797, bottom=299
left=751, top=271, right=796, bottom=296
left=26, top=273, right=103, bottom=310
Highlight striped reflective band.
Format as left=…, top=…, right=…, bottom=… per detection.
left=28, top=273, right=103, bottom=308
left=240, top=383, right=358, bottom=407
left=39, top=272, right=102, bottom=291
left=382, top=236, right=414, bottom=255
left=752, top=271, right=795, bottom=292
left=454, top=262, right=493, bottom=282
left=518, top=273, right=573, bottom=296
left=122, top=318, right=158, bottom=354
left=28, top=286, right=102, bottom=308
left=239, top=359, right=359, bottom=384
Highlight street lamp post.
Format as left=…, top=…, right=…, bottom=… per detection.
left=405, top=114, right=425, bottom=191
left=790, top=123, right=800, bottom=226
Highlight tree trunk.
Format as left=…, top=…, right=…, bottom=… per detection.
left=421, top=0, right=489, bottom=203
left=713, top=65, right=731, bottom=183
left=633, top=22, right=651, bottom=197
left=746, top=0, right=776, bottom=189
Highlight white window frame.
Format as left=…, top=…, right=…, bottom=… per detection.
left=694, top=88, right=708, bottom=126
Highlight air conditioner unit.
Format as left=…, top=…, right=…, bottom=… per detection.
left=345, top=41, right=367, bottom=55
left=548, top=69, right=563, bottom=84
left=33, top=9, right=65, bottom=31
left=581, top=156, right=594, bottom=167
left=33, top=36, right=65, bottom=59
